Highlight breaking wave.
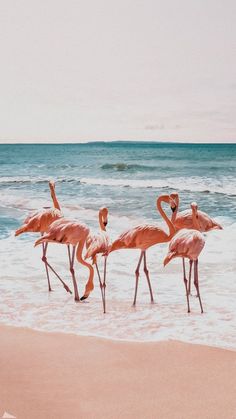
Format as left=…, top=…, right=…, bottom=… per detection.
left=1, top=175, right=235, bottom=196
left=80, top=177, right=236, bottom=196
left=101, top=163, right=156, bottom=171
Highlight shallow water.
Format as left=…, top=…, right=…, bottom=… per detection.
left=0, top=142, right=236, bottom=349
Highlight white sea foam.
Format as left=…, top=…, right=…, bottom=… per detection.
left=0, top=213, right=236, bottom=350
left=0, top=174, right=236, bottom=195
left=80, top=176, right=236, bottom=196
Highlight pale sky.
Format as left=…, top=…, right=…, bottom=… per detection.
left=0, top=0, right=235, bottom=143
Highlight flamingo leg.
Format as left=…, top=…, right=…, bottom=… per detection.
left=67, top=244, right=72, bottom=265
left=188, top=260, right=193, bottom=295
left=182, top=258, right=191, bottom=313
left=103, top=256, right=107, bottom=314
left=143, top=251, right=154, bottom=303
left=133, top=251, right=144, bottom=306
left=182, top=258, right=187, bottom=284
left=67, top=245, right=80, bottom=301
left=42, top=243, right=72, bottom=294
left=41, top=241, right=72, bottom=294
left=41, top=242, right=52, bottom=292
left=194, top=259, right=204, bottom=313
left=95, top=261, right=106, bottom=313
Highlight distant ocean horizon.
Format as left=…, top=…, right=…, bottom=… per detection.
left=0, top=142, right=235, bottom=349
left=1, top=140, right=235, bottom=144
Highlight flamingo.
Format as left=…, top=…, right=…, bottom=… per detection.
left=108, top=194, right=176, bottom=306
left=15, top=181, right=71, bottom=294
left=170, top=192, right=222, bottom=232
left=84, top=207, right=109, bottom=313
left=34, top=218, right=94, bottom=302
left=170, top=193, right=222, bottom=294
left=163, top=227, right=205, bottom=313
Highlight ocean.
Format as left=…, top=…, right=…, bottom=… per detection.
left=0, top=142, right=236, bottom=349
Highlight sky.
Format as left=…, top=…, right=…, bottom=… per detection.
left=0, top=0, right=235, bottom=143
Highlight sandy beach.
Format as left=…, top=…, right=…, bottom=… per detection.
left=0, top=325, right=235, bottom=419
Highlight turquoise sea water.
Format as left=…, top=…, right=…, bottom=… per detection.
left=0, top=142, right=236, bottom=348
left=0, top=142, right=235, bottom=238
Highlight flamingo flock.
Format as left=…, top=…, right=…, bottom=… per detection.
left=15, top=181, right=222, bottom=314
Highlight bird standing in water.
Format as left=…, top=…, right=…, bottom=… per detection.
left=85, top=207, right=109, bottom=313
left=164, top=225, right=205, bottom=313
left=35, top=218, right=94, bottom=302
left=109, top=195, right=176, bottom=306
left=15, top=181, right=71, bottom=294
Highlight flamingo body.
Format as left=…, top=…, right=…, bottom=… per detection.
left=15, top=208, right=62, bottom=236
left=35, top=218, right=90, bottom=247
left=110, top=224, right=170, bottom=253
left=170, top=193, right=222, bottom=232
left=164, top=229, right=205, bottom=266
left=173, top=209, right=222, bottom=232
left=85, top=232, right=109, bottom=261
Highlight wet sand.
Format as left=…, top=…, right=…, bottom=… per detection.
left=0, top=324, right=236, bottom=419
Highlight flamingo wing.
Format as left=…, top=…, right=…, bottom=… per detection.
left=16, top=208, right=62, bottom=236
left=35, top=218, right=89, bottom=247
left=197, top=210, right=222, bottom=231
left=110, top=224, right=169, bottom=252
left=85, top=232, right=109, bottom=259
left=164, top=229, right=205, bottom=265
left=175, top=209, right=222, bottom=232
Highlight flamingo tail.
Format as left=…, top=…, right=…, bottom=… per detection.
left=15, top=225, right=28, bottom=236
left=108, top=240, right=126, bottom=254
left=34, top=235, right=49, bottom=247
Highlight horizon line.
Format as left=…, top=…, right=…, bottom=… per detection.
left=0, top=139, right=236, bottom=145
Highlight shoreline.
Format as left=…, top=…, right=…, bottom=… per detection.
left=1, top=324, right=236, bottom=419
left=1, top=320, right=236, bottom=353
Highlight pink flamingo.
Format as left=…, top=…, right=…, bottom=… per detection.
left=15, top=181, right=71, bottom=294
left=108, top=195, right=176, bottom=306
left=84, top=207, right=109, bottom=313
left=170, top=193, right=222, bottom=294
left=34, top=218, right=95, bottom=302
left=170, top=192, right=222, bottom=232
left=163, top=226, right=205, bottom=313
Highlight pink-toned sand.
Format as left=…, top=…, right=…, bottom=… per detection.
left=0, top=325, right=236, bottom=419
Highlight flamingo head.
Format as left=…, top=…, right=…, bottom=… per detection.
left=191, top=202, right=198, bottom=209
left=99, top=207, right=109, bottom=231
left=191, top=202, right=198, bottom=215
left=169, top=192, right=179, bottom=213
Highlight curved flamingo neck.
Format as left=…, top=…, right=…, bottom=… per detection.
left=99, top=211, right=106, bottom=232
left=171, top=196, right=179, bottom=223
left=50, top=186, right=61, bottom=211
left=192, top=207, right=201, bottom=231
left=76, top=237, right=94, bottom=298
left=157, top=197, right=175, bottom=238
